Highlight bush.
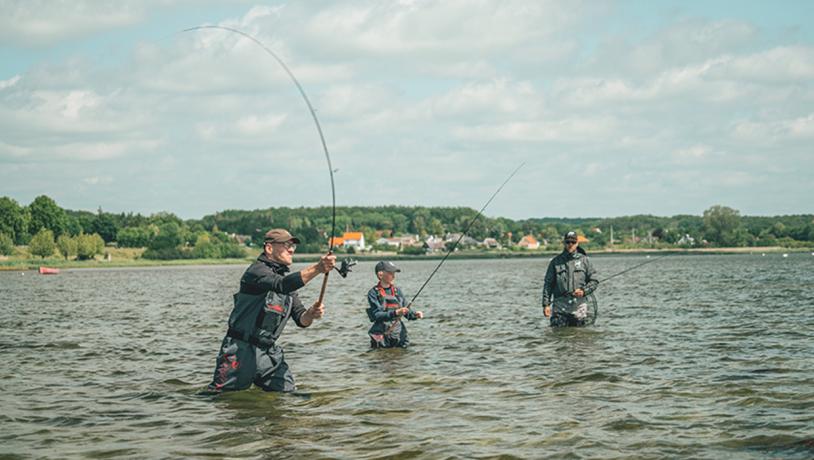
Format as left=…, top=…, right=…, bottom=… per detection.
left=56, top=234, right=77, bottom=260
left=29, top=229, right=56, bottom=258
left=399, top=245, right=425, bottom=255
left=76, top=233, right=105, bottom=260
left=220, top=243, right=248, bottom=258
left=0, top=232, right=14, bottom=255
left=142, top=246, right=192, bottom=260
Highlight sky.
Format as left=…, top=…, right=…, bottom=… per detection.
left=1, top=0, right=813, bottom=220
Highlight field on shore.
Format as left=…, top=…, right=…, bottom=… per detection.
left=1, top=244, right=809, bottom=271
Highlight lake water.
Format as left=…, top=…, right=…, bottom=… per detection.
left=1, top=253, right=813, bottom=459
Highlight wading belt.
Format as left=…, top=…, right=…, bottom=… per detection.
left=226, top=303, right=274, bottom=348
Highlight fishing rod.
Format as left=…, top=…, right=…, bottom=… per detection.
left=601, top=253, right=670, bottom=283
left=404, top=162, right=525, bottom=309
left=182, top=25, right=338, bottom=303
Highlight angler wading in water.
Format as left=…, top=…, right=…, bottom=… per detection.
left=208, top=229, right=336, bottom=392
left=366, top=261, right=424, bottom=348
left=542, top=231, right=599, bottom=327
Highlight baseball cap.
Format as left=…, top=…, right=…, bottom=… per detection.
left=264, top=228, right=301, bottom=244
left=375, top=261, right=401, bottom=273
left=563, top=231, right=578, bottom=243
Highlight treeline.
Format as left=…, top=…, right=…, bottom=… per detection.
left=197, top=204, right=814, bottom=250
left=2, top=196, right=813, bottom=260
left=0, top=195, right=246, bottom=260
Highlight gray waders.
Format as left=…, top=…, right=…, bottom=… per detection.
left=209, top=290, right=296, bottom=392
left=368, top=284, right=410, bottom=348
left=550, top=293, right=598, bottom=327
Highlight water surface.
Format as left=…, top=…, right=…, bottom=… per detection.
left=1, top=254, right=813, bottom=458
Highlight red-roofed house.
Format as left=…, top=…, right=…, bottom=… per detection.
left=518, top=235, right=540, bottom=249
left=342, top=232, right=366, bottom=250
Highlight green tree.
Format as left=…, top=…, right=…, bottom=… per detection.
left=76, top=233, right=104, bottom=260
left=0, top=232, right=14, bottom=255
left=149, top=222, right=184, bottom=250
left=28, top=195, right=67, bottom=237
left=192, top=233, right=221, bottom=259
left=703, top=205, right=743, bottom=246
left=0, top=197, right=30, bottom=243
left=56, top=234, right=78, bottom=260
left=91, top=209, right=119, bottom=243
left=29, top=228, right=56, bottom=258
left=117, top=226, right=156, bottom=248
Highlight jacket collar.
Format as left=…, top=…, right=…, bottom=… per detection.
left=257, top=252, right=290, bottom=273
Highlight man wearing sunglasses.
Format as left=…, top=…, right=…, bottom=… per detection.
left=208, top=228, right=336, bottom=392
left=542, top=231, right=598, bottom=327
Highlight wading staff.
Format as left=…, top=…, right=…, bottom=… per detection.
left=404, top=162, right=525, bottom=310
left=182, top=25, right=338, bottom=303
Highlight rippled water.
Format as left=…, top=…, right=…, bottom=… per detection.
left=2, top=254, right=813, bottom=459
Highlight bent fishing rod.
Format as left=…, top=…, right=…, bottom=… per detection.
left=404, top=162, right=525, bottom=310
left=182, top=25, right=338, bottom=303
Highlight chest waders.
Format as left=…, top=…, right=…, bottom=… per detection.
left=550, top=257, right=597, bottom=327
left=208, top=290, right=297, bottom=392
left=369, top=284, right=408, bottom=348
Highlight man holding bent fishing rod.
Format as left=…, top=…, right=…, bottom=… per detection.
left=208, top=228, right=336, bottom=393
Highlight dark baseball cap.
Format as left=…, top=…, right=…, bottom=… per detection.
left=563, top=231, right=578, bottom=243
left=264, top=228, right=301, bottom=244
left=375, top=261, right=401, bottom=273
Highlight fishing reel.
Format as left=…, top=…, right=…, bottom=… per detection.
left=334, top=258, right=357, bottom=278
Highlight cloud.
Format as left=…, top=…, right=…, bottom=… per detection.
left=1, top=2, right=812, bottom=218
left=732, top=113, right=814, bottom=144
left=82, top=176, right=113, bottom=185
left=0, top=0, right=146, bottom=47
left=710, top=46, right=814, bottom=83
left=672, top=144, right=712, bottom=163
left=0, top=75, right=21, bottom=90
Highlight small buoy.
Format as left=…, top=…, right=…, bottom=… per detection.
left=762, top=253, right=766, bottom=256
left=782, top=253, right=788, bottom=258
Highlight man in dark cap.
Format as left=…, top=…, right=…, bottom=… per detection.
left=366, top=260, right=423, bottom=348
left=208, top=228, right=336, bottom=392
left=542, top=231, right=599, bottom=327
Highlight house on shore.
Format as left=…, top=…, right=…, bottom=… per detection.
left=328, top=231, right=367, bottom=251
left=518, top=235, right=540, bottom=249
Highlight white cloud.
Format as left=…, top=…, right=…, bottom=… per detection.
left=429, top=79, right=537, bottom=118
left=0, top=75, right=21, bottom=90
left=1, top=2, right=812, bottom=218
left=453, top=116, right=619, bottom=143
left=82, top=176, right=113, bottom=185
left=732, top=113, right=814, bottom=144
left=0, top=0, right=145, bottom=47
left=672, top=144, right=712, bottom=163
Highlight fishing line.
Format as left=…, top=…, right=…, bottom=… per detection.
left=601, top=253, right=670, bottom=283
left=405, top=162, right=525, bottom=309
left=182, top=25, right=337, bottom=301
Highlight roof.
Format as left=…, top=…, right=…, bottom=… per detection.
left=343, top=232, right=364, bottom=240
left=328, top=236, right=345, bottom=246
left=519, top=235, right=538, bottom=244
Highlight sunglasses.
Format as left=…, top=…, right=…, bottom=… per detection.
left=565, top=240, right=578, bottom=245
left=268, top=241, right=297, bottom=250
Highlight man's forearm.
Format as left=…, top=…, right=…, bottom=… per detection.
left=299, top=263, right=323, bottom=284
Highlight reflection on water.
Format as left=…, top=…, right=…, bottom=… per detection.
left=1, top=254, right=813, bottom=458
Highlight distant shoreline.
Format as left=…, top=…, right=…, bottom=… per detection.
left=2, top=246, right=810, bottom=271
